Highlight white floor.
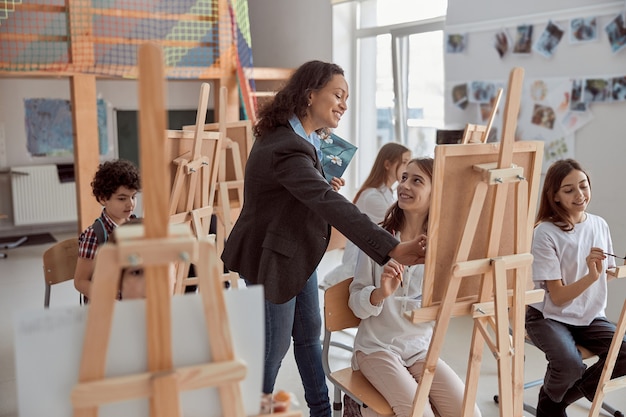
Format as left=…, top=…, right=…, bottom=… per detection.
left=1, top=232, right=625, bottom=417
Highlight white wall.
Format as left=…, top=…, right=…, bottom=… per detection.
left=445, top=0, right=626, bottom=321
left=247, top=0, right=332, bottom=68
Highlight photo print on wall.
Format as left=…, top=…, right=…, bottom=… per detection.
left=569, top=17, right=598, bottom=44
left=513, top=24, right=533, bottom=54
left=605, top=13, right=626, bottom=53
left=446, top=33, right=468, bottom=53
left=533, top=20, right=564, bottom=58
left=494, top=29, right=511, bottom=58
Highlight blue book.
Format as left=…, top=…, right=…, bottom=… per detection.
left=320, top=133, right=358, bottom=182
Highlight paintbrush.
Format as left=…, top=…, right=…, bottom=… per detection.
left=603, top=252, right=626, bottom=260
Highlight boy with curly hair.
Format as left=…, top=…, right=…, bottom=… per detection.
left=74, top=159, right=141, bottom=300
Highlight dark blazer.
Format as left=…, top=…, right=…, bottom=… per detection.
left=221, top=125, right=398, bottom=304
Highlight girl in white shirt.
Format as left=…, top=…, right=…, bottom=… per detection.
left=321, top=142, right=411, bottom=289
left=526, top=158, right=626, bottom=417
left=348, top=158, right=481, bottom=417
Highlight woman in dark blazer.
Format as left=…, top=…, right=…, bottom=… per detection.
left=222, top=60, right=427, bottom=417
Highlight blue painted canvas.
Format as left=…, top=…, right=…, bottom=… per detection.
left=320, top=133, right=358, bottom=182
left=24, top=98, right=108, bottom=157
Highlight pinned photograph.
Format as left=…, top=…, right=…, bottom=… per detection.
left=513, top=24, right=533, bottom=54
left=533, top=21, right=564, bottom=58
left=612, top=76, right=626, bottom=101
left=494, top=29, right=511, bottom=58
left=530, top=80, right=548, bottom=101
left=451, top=83, right=469, bottom=109
left=560, top=108, right=594, bottom=136
left=469, top=81, right=496, bottom=104
left=570, top=79, right=587, bottom=111
left=543, top=135, right=575, bottom=173
left=583, top=78, right=612, bottom=102
left=569, top=17, right=598, bottom=43
left=605, top=13, right=626, bottom=54
left=446, top=33, right=467, bottom=53
left=531, top=104, right=556, bottom=130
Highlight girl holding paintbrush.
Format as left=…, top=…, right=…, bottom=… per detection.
left=526, top=158, right=626, bottom=417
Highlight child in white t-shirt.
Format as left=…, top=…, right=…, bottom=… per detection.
left=526, top=158, right=626, bottom=417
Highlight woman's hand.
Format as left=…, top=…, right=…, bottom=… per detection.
left=389, top=234, right=428, bottom=265
left=329, top=176, right=345, bottom=191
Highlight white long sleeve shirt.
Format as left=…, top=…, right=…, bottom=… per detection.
left=348, top=240, right=433, bottom=370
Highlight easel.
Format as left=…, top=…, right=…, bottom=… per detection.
left=461, top=87, right=503, bottom=144
left=589, top=265, right=626, bottom=417
left=183, top=107, right=254, bottom=289
left=406, top=68, right=544, bottom=417
left=71, top=43, right=246, bottom=417
left=166, top=85, right=225, bottom=293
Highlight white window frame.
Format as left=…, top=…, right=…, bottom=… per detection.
left=332, top=2, right=445, bottom=193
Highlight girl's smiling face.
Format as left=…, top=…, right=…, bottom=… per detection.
left=554, top=169, right=590, bottom=223
left=397, top=161, right=431, bottom=214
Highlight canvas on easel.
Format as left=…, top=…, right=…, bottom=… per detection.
left=405, top=68, right=544, bottom=417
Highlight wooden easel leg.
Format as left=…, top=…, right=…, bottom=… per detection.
left=588, top=300, right=626, bottom=417
left=196, top=240, right=245, bottom=417
left=462, top=325, right=486, bottom=417
left=410, top=275, right=465, bottom=417
left=493, top=259, right=515, bottom=417
left=510, top=266, right=527, bottom=416
left=152, top=372, right=182, bottom=417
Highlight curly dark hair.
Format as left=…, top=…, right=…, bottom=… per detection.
left=91, top=159, right=141, bottom=202
left=253, top=60, right=345, bottom=139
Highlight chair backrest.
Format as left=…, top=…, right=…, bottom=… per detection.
left=324, top=278, right=360, bottom=332
left=43, top=238, right=79, bottom=286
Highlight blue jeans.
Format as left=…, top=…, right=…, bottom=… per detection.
left=526, top=306, right=626, bottom=403
left=256, top=271, right=331, bottom=417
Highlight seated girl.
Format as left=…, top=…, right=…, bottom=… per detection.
left=348, top=157, right=481, bottom=417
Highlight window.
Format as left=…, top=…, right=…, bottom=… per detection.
left=332, top=0, right=447, bottom=189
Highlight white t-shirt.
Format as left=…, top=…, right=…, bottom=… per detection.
left=348, top=235, right=433, bottom=370
left=322, top=186, right=395, bottom=287
left=531, top=213, right=615, bottom=325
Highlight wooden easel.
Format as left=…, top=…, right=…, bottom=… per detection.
left=183, top=103, right=254, bottom=289
left=588, top=265, right=626, bottom=417
left=406, top=68, right=544, bottom=417
left=166, top=85, right=226, bottom=293
left=71, top=43, right=246, bottom=417
left=461, top=88, right=503, bottom=144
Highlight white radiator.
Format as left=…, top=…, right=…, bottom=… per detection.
left=10, top=165, right=77, bottom=225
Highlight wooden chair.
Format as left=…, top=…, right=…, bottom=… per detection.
left=322, top=278, right=393, bottom=417
left=42, top=238, right=79, bottom=308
